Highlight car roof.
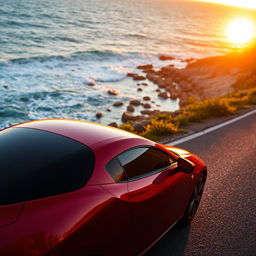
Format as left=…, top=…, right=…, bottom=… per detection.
left=14, top=119, right=147, bottom=150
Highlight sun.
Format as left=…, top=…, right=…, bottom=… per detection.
left=193, top=0, right=256, bottom=10
left=226, top=18, right=255, bottom=46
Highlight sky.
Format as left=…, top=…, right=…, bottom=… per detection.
left=193, top=0, right=256, bottom=10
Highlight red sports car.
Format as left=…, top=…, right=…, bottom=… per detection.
left=0, top=119, right=207, bottom=256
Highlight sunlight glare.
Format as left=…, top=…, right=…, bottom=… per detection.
left=226, top=18, right=255, bottom=46
left=194, top=0, right=256, bottom=10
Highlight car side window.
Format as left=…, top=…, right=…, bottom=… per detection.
left=118, top=147, right=175, bottom=180
left=105, top=158, right=128, bottom=182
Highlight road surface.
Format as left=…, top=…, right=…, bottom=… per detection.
left=147, top=111, right=256, bottom=256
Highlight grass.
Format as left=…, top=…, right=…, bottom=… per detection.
left=119, top=86, right=256, bottom=141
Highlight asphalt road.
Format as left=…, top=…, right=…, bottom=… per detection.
left=146, top=111, right=256, bottom=256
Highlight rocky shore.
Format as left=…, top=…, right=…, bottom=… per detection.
left=104, top=48, right=256, bottom=128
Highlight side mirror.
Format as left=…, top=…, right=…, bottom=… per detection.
left=177, top=157, right=195, bottom=173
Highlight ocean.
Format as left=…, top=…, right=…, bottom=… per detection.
left=0, top=0, right=255, bottom=127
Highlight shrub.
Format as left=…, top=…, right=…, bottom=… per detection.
left=186, top=98, right=236, bottom=120
left=141, top=120, right=179, bottom=141
left=119, top=122, right=134, bottom=132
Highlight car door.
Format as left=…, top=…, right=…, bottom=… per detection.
left=117, top=146, right=194, bottom=254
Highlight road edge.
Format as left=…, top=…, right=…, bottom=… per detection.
left=167, top=108, right=256, bottom=146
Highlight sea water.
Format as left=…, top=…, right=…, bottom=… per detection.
left=0, top=0, right=255, bottom=127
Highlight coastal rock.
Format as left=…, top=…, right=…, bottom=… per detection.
left=88, top=82, right=96, bottom=86
left=181, top=57, right=197, bottom=64
left=132, top=123, right=146, bottom=133
left=137, top=64, right=153, bottom=70
left=96, top=112, right=103, bottom=118
left=137, top=88, right=143, bottom=92
left=170, top=91, right=179, bottom=100
left=142, top=103, right=151, bottom=109
left=179, top=93, right=188, bottom=108
left=159, top=55, right=175, bottom=61
left=141, top=110, right=160, bottom=115
left=121, top=112, right=137, bottom=122
left=108, top=122, right=118, bottom=128
left=108, top=89, right=119, bottom=96
left=113, top=101, right=124, bottom=107
left=127, top=105, right=135, bottom=112
left=171, top=110, right=182, bottom=117
left=107, top=108, right=111, bottom=112
left=146, top=73, right=160, bottom=83
left=127, top=73, right=146, bottom=81
left=141, top=82, right=148, bottom=86
left=130, top=99, right=141, bottom=106
left=156, top=78, right=170, bottom=88
left=158, top=92, right=169, bottom=99
left=143, top=96, right=151, bottom=101
left=140, top=120, right=151, bottom=126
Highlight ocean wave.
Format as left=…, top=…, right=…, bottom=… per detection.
left=0, top=20, right=48, bottom=29
left=0, top=106, right=29, bottom=119
left=6, top=50, right=132, bottom=65
left=127, top=33, right=148, bottom=39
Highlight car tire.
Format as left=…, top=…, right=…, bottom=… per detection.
left=180, top=171, right=206, bottom=225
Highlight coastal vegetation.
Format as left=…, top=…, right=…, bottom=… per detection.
left=119, top=86, right=256, bottom=141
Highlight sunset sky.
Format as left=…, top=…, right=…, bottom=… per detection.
left=193, top=0, right=256, bottom=10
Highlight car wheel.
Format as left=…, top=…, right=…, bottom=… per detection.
left=180, top=172, right=206, bottom=225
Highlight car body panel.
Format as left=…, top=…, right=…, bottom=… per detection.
left=16, top=119, right=143, bottom=150
left=0, top=203, right=23, bottom=228
left=125, top=166, right=194, bottom=255
left=0, top=120, right=207, bottom=256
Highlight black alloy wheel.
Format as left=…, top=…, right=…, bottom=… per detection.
left=181, top=172, right=206, bottom=224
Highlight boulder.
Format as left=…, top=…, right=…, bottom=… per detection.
left=159, top=55, right=175, bottom=61
left=170, top=91, right=179, bottom=100
left=143, top=96, right=151, bottom=101
left=140, top=120, right=151, bottom=126
left=108, top=122, right=118, bottom=128
left=179, top=93, right=188, bottom=108
left=88, top=82, right=96, bottom=86
left=137, top=88, right=143, bottom=92
left=108, top=89, right=119, bottom=96
left=132, top=123, right=146, bottom=133
left=130, top=99, right=141, bottom=106
left=141, top=103, right=151, bottom=109
left=158, top=92, right=169, bottom=99
left=171, top=110, right=182, bottom=117
left=113, top=101, right=124, bottom=107
left=127, top=73, right=146, bottom=81
left=141, top=110, right=160, bottom=115
left=137, top=64, right=153, bottom=70
left=146, top=73, right=160, bottom=83
left=121, top=112, right=137, bottom=122
left=106, top=108, right=111, bottom=112
left=141, top=82, right=148, bottom=86
left=127, top=105, right=135, bottom=112
left=96, top=112, right=103, bottom=118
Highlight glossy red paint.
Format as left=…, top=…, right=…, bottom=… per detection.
left=0, top=119, right=207, bottom=256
